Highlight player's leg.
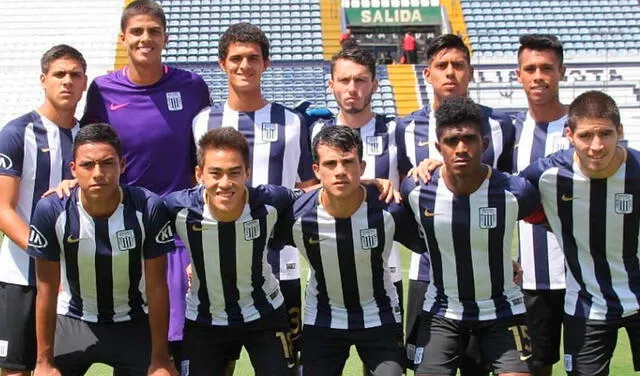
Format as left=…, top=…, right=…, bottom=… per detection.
left=99, top=317, right=151, bottom=376
left=413, top=311, right=466, bottom=376
left=480, top=314, right=532, bottom=376
left=458, top=335, right=489, bottom=376
left=183, top=319, right=241, bottom=376
left=522, top=289, right=565, bottom=376
left=623, top=312, right=640, bottom=371
left=405, top=279, right=427, bottom=369
left=0, top=282, right=36, bottom=376
left=280, top=278, right=303, bottom=369
left=52, top=315, right=95, bottom=376
left=302, top=325, right=351, bottom=376
left=563, top=314, right=617, bottom=376
left=354, top=324, right=405, bottom=376
left=243, top=307, right=292, bottom=376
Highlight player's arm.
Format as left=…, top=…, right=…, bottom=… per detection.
left=34, top=258, right=61, bottom=376
left=0, top=175, right=29, bottom=250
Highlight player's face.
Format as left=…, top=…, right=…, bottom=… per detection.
left=329, top=58, right=378, bottom=114
left=517, top=49, right=566, bottom=106
left=120, top=14, right=167, bottom=67
left=436, top=124, right=487, bottom=177
left=220, top=42, right=269, bottom=95
left=196, top=147, right=250, bottom=215
left=566, top=117, right=622, bottom=175
left=40, top=58, right=87, bottom=112
left=313, top=144, right=365, bottom=199
left=71, top=143, right=124, bottom=201
left=424, top=48, right=472, bottom=101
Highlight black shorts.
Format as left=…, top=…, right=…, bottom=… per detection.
left=523, top=289, right=565, bottom=369
left=0, top=281, right=36, bottom=371
left=280, top=278, right=302, bottom=353
left=302, top=324, right=405, bottom=376
left=414, top=312, right=531, bottom=375
left=54, top=315, right=151, bottom=376
left=563, top=312, right=640, bottom=375
left=183, top=306, right=292, bottom=376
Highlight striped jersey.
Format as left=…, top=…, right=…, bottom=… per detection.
left=396, top=105, right=516, bottom=283
left=513, top=112, right=569, bottom=290
left=27, top=185, right=175, bottom=323
left=276, top=185, right=425, bottom=329
left=0, top=111, right=78, bottom=286
left=521, top=148, right=640, bottom=320
left=309, top=114, right=403, bottom=283
left=164, top=184, right=297, bottom=326
left=402, top=168, right=539, bottom=321
left=192, top=102, right=314, bottom=281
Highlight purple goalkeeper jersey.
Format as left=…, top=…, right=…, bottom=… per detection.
left=82, top=65, right=211, bottom=195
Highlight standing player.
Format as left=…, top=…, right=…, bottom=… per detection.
left=395, top=34, right=515, bottom=369
left=191, top=22, right=315, bottom=369
left=163, top=128, right=297, bottom=375
left=275, top=126, right=425, bottom=376
left=81, top=0, right=211, bottom=366
left=28, top=124, right=176, bottom=376
left=0, top=45, right=87, bottom=376
left=521, top=91, right=640, bottom=376
left=309, top=47, right=405, bottom=327
left=402, top=97, right=539, bottom=375
left=513, top=34, right=568, bottom=376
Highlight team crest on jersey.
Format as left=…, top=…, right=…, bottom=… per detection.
left=261, top=122, right=279, bottom=142
left=365, top=136, right=383, bottom=156
left=0, top=153, right=13, bottom=170
left=116, top=229, right=136, bottom=251
left=615, top=193, right=633, bottom=214
left=479, top=207, right=497, bottom=229
left=551, top=136, right=570, bottom=152
left=360, top=228, right=379, bottom=249
left=243, top=219, right=261, bottom=241
left=28, top=225, right=48, bottom=248
left=155, top=221, right=175, bottom=244
left=166, top=92, right=183, bottom=111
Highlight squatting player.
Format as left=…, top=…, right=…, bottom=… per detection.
left=81, top=0, right=211, bottom=366
left=28, top=124, right=176, bottom=376
left=402, top=97, right=540, bottom=375
left=191, top=22, right=315, bottom=370
left=0, top=45, right=87, bottom=376
left=521, top=91, right=640, bottom=376
left=275, top=126, right=425, bottom=376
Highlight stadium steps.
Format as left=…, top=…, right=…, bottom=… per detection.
left=439, top=0, right=472, bottom=52
left=113, top=0, right=136, bottom=70
left=386, top=65, right=421, bottom=117
left=319, top=0, right=342, bottom=59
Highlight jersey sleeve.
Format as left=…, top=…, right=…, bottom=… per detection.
left=0, top=124, right=24, bottom=177
left=266, top=185, right=302, bottom=249
left=143, top=193, right=176, bottom=259
left=389, top=203, right=426, bottom=253
left=191, top=107, right=211, bottom=148
left=508, top=175, right=541, bottom=220
left=519, top=149, right=570, bottom=189
left=27, top=197, right=62, bottom=261
left=296, top=112, right=315, bottom=182
left=80, top=80, right=108, bottom=125
left=495, top=114, right=516, bottom=173
left=395, top=116, right=413, bottom=176
left=195, top=75, right=212, bottom=109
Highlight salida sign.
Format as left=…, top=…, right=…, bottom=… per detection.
left=345, top=7, right=441, bottom=26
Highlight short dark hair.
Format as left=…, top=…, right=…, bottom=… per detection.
left=219, top=22, right=270, bottom=61
left=518, top=34, right=564, bottom=66
left=567, top=91, right=621, bottom=131
left=120, top=0, right=166, bottom=32
left=435, top=96, right=484, bottom=140
left=197, top=128, right=250, bottom=169
left=426, top=34, right=471, bottom=65
left=73, top=123, right=122, bottom=159
left=331, top=47, right=376, bottom=80
left=41, top=44, right=87, bottom=74
left=312, top=126, right=363, bottom=164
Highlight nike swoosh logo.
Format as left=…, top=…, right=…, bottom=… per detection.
left=424, top=209, right=438, bottom=217
left=109, top=103, right=130, bottom=111
left=513, top=143, right=519, bottom=149
left=66, top=235, right=80, bottom=243
left=417, top=140, right=430, bottom=147
left=561, top=194, right=577, bottom=202
left=520, top=353, right=533, bottom=361
left=40, top=148, right=50, bottom=153
left=191, top=224, right=203, bottom=232
left=308, top=237, right=329, bottom=245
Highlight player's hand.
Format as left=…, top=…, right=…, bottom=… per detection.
left=362, top=178, right=401, bottom=204
left=34, top=361, right=62, bottom=376
left=186, top=263, right=193, bottom=290
left=512, top=260, right=523, bottom=285
left=148, top=356, right=179, bottom=376
left=409, top=159, right=443, bottom=183
left=41, top=178, right=78, bottom=199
